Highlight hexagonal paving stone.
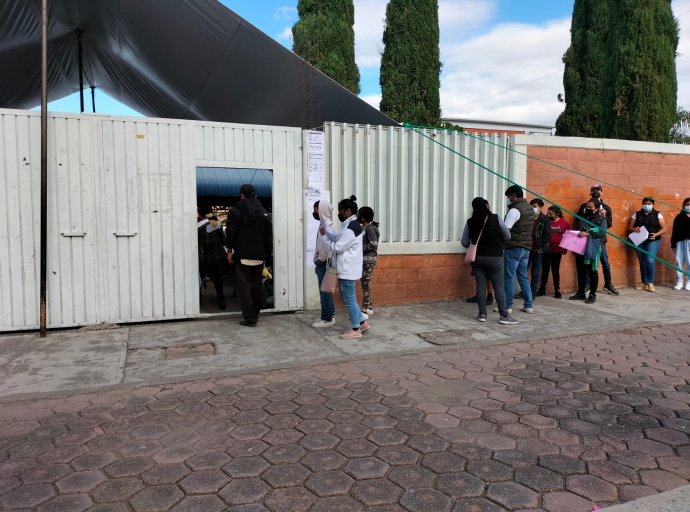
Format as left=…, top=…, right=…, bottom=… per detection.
left=186, top=451, right=231, bottom=470
left=71, top=451, right=118, bottom=471
left=466, top=460, right=513, bottom=482
left=541, top=491, right=593, bottom=512
left=515, top=466, right=563, bottom=492
left=345, top=457, right=390, bottom=480
left=331, top=423, right=371, bottom=440
left=658, top=456, right=690, bottom=480
left=105, top=457, right=154, bottom=478
left=645, top=428, right=689, bottom=446
left=223, top=457, right=270, bottom=478
left=608, top=450, right=658, bottom=470
left=141, top=463, right=191, bottom=485
left=400, top=489, right=452, bottom=512
left=92, top=477, right=145, bottom=503
left=620, top=485, right=658, bottom=501
left=406, top=435, right=449, bottom=454
left=1, top=483, right=55, bottom=509
left=451, top=443, right=493, bottom=461
left=301, top=433, right=340, bottom=451
left=362, top=415, right=397, bottom=430
left=179, top=470, right=228, bottom=494
left=567, top=475, right=618, bottom=502
left=36, top=494, right=93, bottom=512
left=336, top=439, right=378, bottom=458
left=352, top=479, right=402, bottom=506
left=310, top=496, right=363, bottom=512
left=54, top=428, right=99, bottom=446
left=301, top=450, right=347, bottom=472
left=388, top=465, right=436, bottom=489
left=435, top=472, right=485, bottom=499
left=170, top=495, right=227, bottom=512
left=263, top=487, right=317, bottom=512
left=476, top=435, right=516, bottom=451
left=263, top=444, right=306, bottom=464
left=453, top=497, right=506, bottom=511
left=130, top=484, right=184, bottom=511
left=421, top=452, right=466, bottom=473
left=219, top=478, right=270, bottom=506
left=20, top=464, right=72, bottom=484
left=305, top=471, right=354, bottom=497
left=262, top=463, right=312, bottom=488
left=56, top=470, right=106, bottom=493
left=493, top=449, right=537, bottom=468
left=639, top=469, right=689, bottom=491
left=538, top=454, right=586, bottom=475
left=487, top=481, right=539, bottom=510
left=227, top=439, right=269, bottom=458
left=263, top=429, right=304, bottom=446
left=376, top=445, right=420, bottom=466
left=368, top=429, right=408, bottom=447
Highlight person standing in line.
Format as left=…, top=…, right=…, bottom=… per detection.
left=671, top=198, right=690, bottom=291
left=628, top=197, right=667, bottom=292
left=528, top=198, right=552, bottom=298
left=536, top=206, right=570, bottom=299
left=358, top=207, right=380, bottom=316
left=467, top=199, right=494, bottom=305
left=570, top=198, right=607, bottom=304
left=312, top=200, right=336, bottom=328
left=320, top=196, right=370, bottom=340
left=226, top=184, right=273, bottom=327
left=198, top=208, right=227, bottom=310
left=461, top=197, right=518, bottom=325
left=577, top=185, right=619, bottom=296
left=495, top=185, right=535, bottom=315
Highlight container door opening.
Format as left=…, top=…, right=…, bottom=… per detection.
left=196, top=167, right=274, bottom=315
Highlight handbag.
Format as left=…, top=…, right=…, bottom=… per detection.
left=465, top=216, right=488, bottom=264
left=320, top=258, right=338, bottom=294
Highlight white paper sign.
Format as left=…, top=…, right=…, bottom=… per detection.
left=629, top=226, right=649, bottom=246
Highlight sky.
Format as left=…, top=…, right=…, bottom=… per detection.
left=45, top=0, right=690, bottom=128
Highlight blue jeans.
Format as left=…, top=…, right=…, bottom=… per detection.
left=505, top=247, right=533, bottom=309
left=586, top=243, right=612, bottom=286
left=677, top=240, right=690, bottom=283
left=315, top=261, right=335, bottom=322
left=339, top=279, right=367, bottom=329
left=529, top=253, right=543, bottom=297
left=636, top=239, right=660, bottom=285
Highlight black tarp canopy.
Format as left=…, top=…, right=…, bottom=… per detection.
left=0, top=0, right=396, bottom=128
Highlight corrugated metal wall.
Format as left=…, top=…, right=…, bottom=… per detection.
left=324, top=123, right=519, bottom=254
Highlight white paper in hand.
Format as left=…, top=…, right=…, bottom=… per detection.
left=629, top=226, right=649, bottom=246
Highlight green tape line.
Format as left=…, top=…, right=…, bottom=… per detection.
left=405, top=123, right=687, bottom=213
left=402, top=123, right=690, bottom=279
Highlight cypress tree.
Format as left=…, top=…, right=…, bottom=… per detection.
left=379, top=0, right=441, bottom=125
left=600, top=0, right=679, bottom=142
left=292, top=0, right=361, bottom=95
left=555, top=0, right=609, bottom=137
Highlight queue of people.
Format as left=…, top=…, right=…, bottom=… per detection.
left=462, top=184, right=690, bottom=323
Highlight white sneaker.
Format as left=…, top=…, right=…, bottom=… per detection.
left=521, top=307, right=534, bottom=314
left=674, top=281, right=684, bottom=291
left=364, top=308, right=374, bottom=316
left=312, top=319, right=335, bottom=328
left=494, top=307, right=512, bottom=315
left=360, top=313, right=369, bottom=321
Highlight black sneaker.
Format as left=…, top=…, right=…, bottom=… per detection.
left=603, top=284, right=620, bottom=296
left=535, top=289, right=546, bottom=297
left=585, top=295, right=597, bottom=304
left=466, top=296, right=478, bottom=303
left=554, top=291, right=562, bottom=299
left=569, top=293, right=587, bottom=300
left=486, top=294, right=494, bottom=306
left=240, top=321, right=257, bottom=327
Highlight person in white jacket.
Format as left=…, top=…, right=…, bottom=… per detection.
left=320, top=195, right=371, bottom=340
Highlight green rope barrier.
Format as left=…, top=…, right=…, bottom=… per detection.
left=402, top=123, right=690, bottom=279
left=405, top=123, right=687, bottom=213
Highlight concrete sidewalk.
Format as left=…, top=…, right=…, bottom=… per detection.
left=1, top=285, right=688, bottom=400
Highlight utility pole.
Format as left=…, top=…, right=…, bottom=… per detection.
left=40, top=0, right=48, bottom=337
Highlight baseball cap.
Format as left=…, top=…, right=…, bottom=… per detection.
left=240, top=184, right=256, bottom=197
left=590, top=184, right=603, bottom=191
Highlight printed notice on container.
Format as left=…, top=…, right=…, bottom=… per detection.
left=306, top=131, right=325, bottom=267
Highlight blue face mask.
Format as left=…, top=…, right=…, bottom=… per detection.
left=533, top=207, right=539, bottom=215
left=642, top=204, right=653, bottom=212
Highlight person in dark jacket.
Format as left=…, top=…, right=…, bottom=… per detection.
left=577, top=185, right=618, bottom=296
left=628, top=197, right=667, bottom=292
left=500, top=185, right=535, bottom=314
left=671, top=198, right=690, bottom=291
left=462, top=197, right=518, bottom=325
left=198, top=208, right=227, bottom=310
left=225, top=184, right=273, bottom=327
left=570, top=198, right=607, bottom=304
left=528, top=198, right=552, bottom=298
left=358, top=207, right=380, bottom=316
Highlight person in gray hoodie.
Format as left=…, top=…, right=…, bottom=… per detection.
left=358, top=207, right=380, bottom=316
left=312, top=200, right=336, bottom=328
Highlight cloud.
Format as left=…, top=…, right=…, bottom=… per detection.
left=277, top=26, right=293, bottom=42
left=674, top=0, right=690, bottom=110
left=360, top=93, right=382, bottom=110
left=274, top=6, right=297, bottom=21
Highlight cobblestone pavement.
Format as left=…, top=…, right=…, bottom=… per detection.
left=1, top=323, right=690, bottom=512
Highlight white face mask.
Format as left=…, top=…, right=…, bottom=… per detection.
left=533, top=208, right=539, bottom=215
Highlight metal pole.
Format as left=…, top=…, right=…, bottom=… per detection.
left=39, top=0, right=48, bottom=338
left=91, top=85, right=96, bottom=113
left=76, top=29, right=84, bottom=113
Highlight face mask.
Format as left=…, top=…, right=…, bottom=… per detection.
left=592, top=191, right=602, bottom=199
left=548, top=216, right=556, bottom=221
left=533, top=208, right=539, bottom=215
left=312, top=212, right=320, bottom=221
left=507, top=199, right=512, bottom=206
left=683, top=205, right=690, bottom=212
left=642, top=204, right=653, bottom=212
left=586, top=209, right=595, bottom=216
left=338, top=213, right=346, bottom=222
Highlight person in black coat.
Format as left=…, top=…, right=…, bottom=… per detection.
left=198, top=208, right=227, bottom=310
left=225, top=184, right=273, bottom=327
left=671, top=197, right=690, bottom=291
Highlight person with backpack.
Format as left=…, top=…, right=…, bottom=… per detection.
left=358, top=207, right=380, bottom=316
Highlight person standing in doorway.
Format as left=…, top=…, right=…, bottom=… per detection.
left=671, top=198, right=690, bottom=291
left=496, top=185, right=535, bottom=315
left=226, top=184, right=273, bottom=327
left=320, top=196, right=370, bottom=340
left=528, top=198, right=552, bottom=298
left=358, top=207, right=380, bottom=316
left=198, top=208, right=227, bottom=310
left=536, top=206, right=570, bottom=299
left=628, top=197, right=667, bottom=292
left=577, top=185, right=619, bottom=296
left=312, top=200, right=336, bottom=328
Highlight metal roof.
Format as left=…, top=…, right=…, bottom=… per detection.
left=196, top=167, right=272, bottom=198
left=0, top=0, right=397, bottom=128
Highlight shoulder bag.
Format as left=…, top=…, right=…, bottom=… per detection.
left=465, top=215, right=488, bottom=264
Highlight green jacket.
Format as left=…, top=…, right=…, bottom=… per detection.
left=504, top=198, right=534, bottom=251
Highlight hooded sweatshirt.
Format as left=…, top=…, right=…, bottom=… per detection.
left=314, top=201, right=334, bottom=263
left=225, top=197, right=273, bottom=262
left=322, top=215, right=363, bottom=281
left=362, top=223, right=380, bottom=264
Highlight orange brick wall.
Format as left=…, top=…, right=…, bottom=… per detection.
left=527, top=146, right=690, bottom=291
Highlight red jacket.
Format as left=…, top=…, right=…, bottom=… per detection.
left=549, top=218, right=570, bottom=253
